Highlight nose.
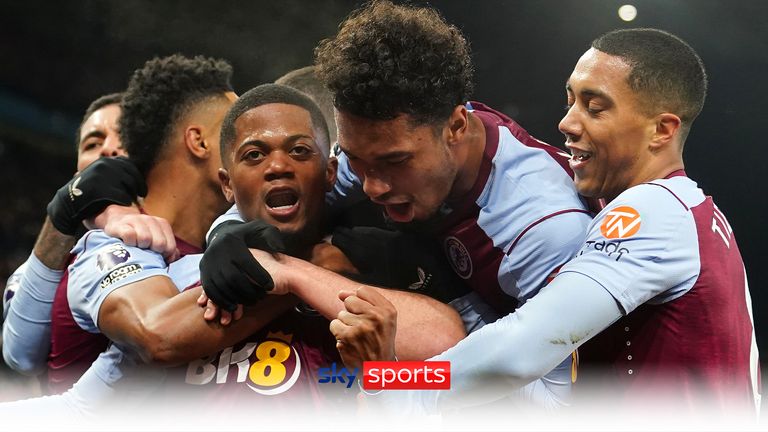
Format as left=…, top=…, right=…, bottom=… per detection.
left=361, top=169, right=392, bottom=200
left=100, top=134, right=124, bottom=158
left=558, top=106, right=581, bottom=142
left=264, top=151, right=295, bottom=181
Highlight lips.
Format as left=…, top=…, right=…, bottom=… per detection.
left=382, top=202, right=414, bottom=223
left=265, top=187, right=300, bottom=219
left=566, top=145, right=593, bottom=170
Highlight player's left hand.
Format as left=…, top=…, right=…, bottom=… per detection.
left=329, top=286, right=397, bottom=370
left=197, top=291, right=243, bottom=325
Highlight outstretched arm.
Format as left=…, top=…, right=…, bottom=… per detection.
left=369, top=272, right=622, bottom=415
left=97, top=280, right=296, bottom=366
left=252, top=249, right=466, bottom=362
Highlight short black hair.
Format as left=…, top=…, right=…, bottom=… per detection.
left=592, top=28, right=707, bottom=140
left=75, top=92, right=123, bottom=149
left=220, top=83, right=330, bottom=165
left=314, top=0, right=474, bottom=126
left=275, top=66, right=337, bottom=144
left=119, top=54, right=233, bottom=177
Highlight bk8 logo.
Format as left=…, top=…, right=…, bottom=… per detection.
left=185, top=333, right=301, bottom=395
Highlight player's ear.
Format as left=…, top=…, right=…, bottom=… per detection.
left=325, top=156, right=338, bottom=192
left=651, top=112, right=682, bottom=151
left=218, top=168, right=235, bottom=203
left=184, top=125, right=210, bottom=160
left=446, top=104, right=469, bottom=147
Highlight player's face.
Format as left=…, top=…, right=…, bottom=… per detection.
left=76, top=104, right=126, bottom=172
left=336, top=111, right=457, bottom=223
left=221, top=103, right=335, bottom=237
left=559, top=48, right=657, bottom=202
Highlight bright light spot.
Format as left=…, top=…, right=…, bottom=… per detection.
left=618, top=4, right=637, bottom=22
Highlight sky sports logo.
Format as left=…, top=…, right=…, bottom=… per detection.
left=318, top=361, right=450, bottom=390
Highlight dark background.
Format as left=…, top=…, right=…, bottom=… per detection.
left=1, top=0, right=766, bottom=396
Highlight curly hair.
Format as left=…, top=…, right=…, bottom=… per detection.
left=119, top=54, right=233, bottom=176
left=314, top=0, right=474, bottom=126
left=592, top=28, right=707, bottom=141
left=75, top=92, right=123, bottom=149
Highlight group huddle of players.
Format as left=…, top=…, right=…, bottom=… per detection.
left=0, top=0, right=760, bottom=426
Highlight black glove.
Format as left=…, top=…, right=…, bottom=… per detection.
left=200, top=219, right=286, bottom=312
left=46, top=157, right=147, bottom=235
left=331, top=226, right=470, bottom=303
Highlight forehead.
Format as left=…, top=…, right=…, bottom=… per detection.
left=79, top=104, right=121, bottom=138
left=568, top=48, right=633, bottom=96
left=336, top=111, right=422, bottom=154
left=235, top=103, right=315, bottom=138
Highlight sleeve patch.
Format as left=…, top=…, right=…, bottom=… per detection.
left=99, top=263, right=143, bottom=289
left=96, top=244, right=132, bottom=272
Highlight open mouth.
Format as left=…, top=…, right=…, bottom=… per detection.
left=570, top=149, right=592, bottom=162
left=265, top=189, right=300, bottom=218
left=383, top=202, right=414, bottom=223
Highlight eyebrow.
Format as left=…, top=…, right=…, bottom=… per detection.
left=79, top=130, right=106, bottom=146
left=339, top=146, right=409, bottom=162
left=565, top=83, right=613, bottom=103
left=236, top=134, right=317, bottom=152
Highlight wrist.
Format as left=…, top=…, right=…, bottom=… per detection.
left=90, top=203, right=140, bottom=230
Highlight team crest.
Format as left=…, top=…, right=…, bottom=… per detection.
left=96, top=244, right=131, bottom=272
left=444, top=236, right=472, bottom=280
left=600, top=206, right=641, bottom=239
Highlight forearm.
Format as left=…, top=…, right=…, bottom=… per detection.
left=413, top=272, right=622, bottom=413
left=101, top=281, right=297, bottom=366
left=141, top=287, right=298, bottom=366
left=32, top=217, right=76, bottom=270
left=283, top=255, right=466, bottom=360
left=2, top=253, right=63, bottom=375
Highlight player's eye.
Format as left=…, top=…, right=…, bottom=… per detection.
left=289, top=145, right=314, bottom=159
left=242, top=149, right=265, bottom=162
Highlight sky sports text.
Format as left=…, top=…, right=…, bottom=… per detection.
left=318, top=361, right=450, bottom=390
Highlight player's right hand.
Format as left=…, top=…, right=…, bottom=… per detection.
left=199, top=220, right=286, bottom=312
left=100, top=206, right=179, bottom=263
left=47, top=157, right=147, bottom=235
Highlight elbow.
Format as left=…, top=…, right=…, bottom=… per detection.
left=2, top=345, right=45, bottom=377
left=424, top=322, right=466, bottom=358
left=130, top=319, right=182, bottom=367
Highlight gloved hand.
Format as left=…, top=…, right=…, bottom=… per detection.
left=200, top=220, right=286, bottom=312
left=331, top=226, right=470, bottom=302
left=46, top=157, right=147, bottom=235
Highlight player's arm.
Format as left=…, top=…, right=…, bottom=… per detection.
left=96, top=280, right=296, bottom=366
left=251, top=249, right=466, bottom=362
left=387, top=272, right=623, bottom=414
left=1, top=218, right=77, bottom=375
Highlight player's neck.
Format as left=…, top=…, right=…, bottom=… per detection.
left=142, top=162, right=227, bottom=248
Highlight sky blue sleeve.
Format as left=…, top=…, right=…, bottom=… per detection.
left=499, top=210, right=592, bottom=303
left=2, top=261, right=26, bottom=320
left=2, top=254, right=63, bottom=375
left=67, top=230, right=168, bottom=333
left=558, top=184, right=700, bottom=314
left=0, top=344, right=164, bottom=420
left=367, top=271, right=622, bottom=415
left=204, top=204, right=244, bottom=246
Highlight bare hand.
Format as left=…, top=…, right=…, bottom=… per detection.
left=329, top=286, right=397, bottom=370
left=249, top=249, right=291, bottom=295
left=197, top=291, right=243, bottom=325
left=96, top=204, right=179, bottom=262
